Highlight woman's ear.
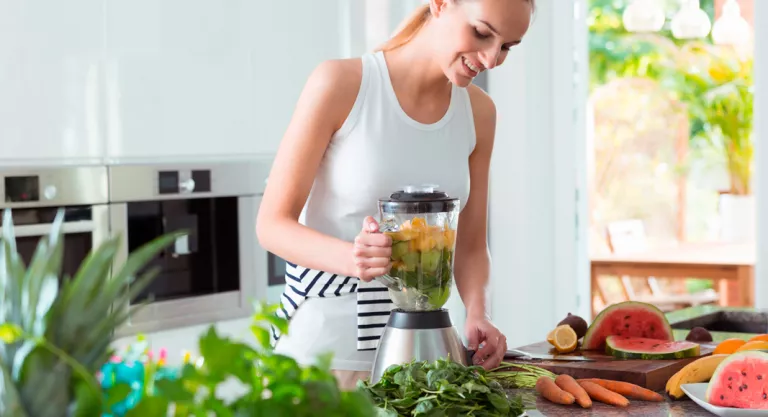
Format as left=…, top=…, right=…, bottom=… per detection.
left=428, top=0, right=453, bottom=18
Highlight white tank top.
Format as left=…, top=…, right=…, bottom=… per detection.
left=271, top=51, right=476, bottom=353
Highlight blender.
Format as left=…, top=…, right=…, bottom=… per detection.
left=369, top=185, right=470, bottom=384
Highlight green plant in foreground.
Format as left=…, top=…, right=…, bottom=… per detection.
left=0, top=208, right=182, bottom=417
left=358, top=358, right=526, bottom=416
left=117, top=301, right=377, bottom=417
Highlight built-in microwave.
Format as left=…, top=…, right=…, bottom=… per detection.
left=107, top=160, right=273, bottom=336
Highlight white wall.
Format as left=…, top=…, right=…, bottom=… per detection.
left=754, top=0, right=767, bottom=309
left=487, top=0, right=590, bottom=348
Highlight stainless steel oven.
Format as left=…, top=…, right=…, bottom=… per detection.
left=0, top=166, right=110, bottom=284
left=108, top=160, right=271, bottom=336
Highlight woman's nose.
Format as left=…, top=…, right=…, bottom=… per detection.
left=480, top=48, right=501, bottom=70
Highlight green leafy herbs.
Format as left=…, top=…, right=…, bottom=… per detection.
left=488, top=363, right=557, bottom=389
left=358, top=358, right=525, bottom=416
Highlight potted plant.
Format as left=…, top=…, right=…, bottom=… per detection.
left=0, top=208, right=377, bottom=416
left=671, top=43, right=754, bottom=241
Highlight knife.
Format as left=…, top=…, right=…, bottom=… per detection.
left=505, top=349, right=596, bottom=362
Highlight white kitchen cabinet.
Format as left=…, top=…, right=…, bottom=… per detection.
left=104, top=0, right=346, bottom=160
left=0, top=0, right=105, bottom=164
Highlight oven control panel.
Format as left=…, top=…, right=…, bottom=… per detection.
left=158, top=170, right=211, bottom=195
left=0, top=167, right=109, bottom=208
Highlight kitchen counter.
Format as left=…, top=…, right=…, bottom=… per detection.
left=508, top=305, right=766, bottom=416
left=508, top=388, right=717, bottom=416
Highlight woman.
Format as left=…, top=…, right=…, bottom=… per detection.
left=256, top=0, right=534, bottom=389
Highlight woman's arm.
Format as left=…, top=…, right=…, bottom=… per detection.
left=454, top=84, right=496, bottom=321
left=256, top=59, right=364, bottom=277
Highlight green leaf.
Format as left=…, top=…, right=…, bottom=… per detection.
left=250, top=325, right=271, bottom=349
left=0, top=323, right=22, bottom=343
left=155, top=378, right=195, bottom=402
left=125, top=396, right=170, bottom=417
left=106, top=382, right=133, bottom=408
left=71, top=379, right=103, bottom=417
left=0, top=356, right=27, bottom=417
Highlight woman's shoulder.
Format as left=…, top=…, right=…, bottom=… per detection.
left=466, top=84, right=497, bottom=146
left=302, top=58, right=365, bottom=127
left=307, top=58, right=364, bottom=99
left=466, top=84, right=496, bottom=121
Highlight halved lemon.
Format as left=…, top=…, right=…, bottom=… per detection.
left=552, top=325, right=578, bottom=353
left=546, top=328, right=557, bottom=345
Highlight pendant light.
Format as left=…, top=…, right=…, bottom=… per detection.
left=671, top=0, right=712, bottom=39
left=711, top=0, right=751, bottom=46
left=622, top=0, right=666, bottom=33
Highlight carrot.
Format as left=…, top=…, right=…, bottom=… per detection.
left=577, top=378, right=663, bottom=402
left=578, top=380, right=630, bottom=407
left=535, top=376, right=575, bottom=405
left=555, top=374, right=592, bottom=408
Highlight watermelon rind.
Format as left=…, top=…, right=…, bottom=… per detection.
left=582, top=301, right=673, bottom=350
left=705, top=350, right=768, bottom=408
left=605, top=336, right=700, bottom=360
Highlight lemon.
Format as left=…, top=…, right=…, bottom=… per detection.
left=547, top=325, right=570, bottom=346
left=552, top=325, right=578, bottom=353
left=546, top=329, right=556, bottom=345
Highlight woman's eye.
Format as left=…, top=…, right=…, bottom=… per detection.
left=473, top=28, right=490, bottom=39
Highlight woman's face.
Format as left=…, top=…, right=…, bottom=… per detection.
left=429, top=0, right=532, bottom=87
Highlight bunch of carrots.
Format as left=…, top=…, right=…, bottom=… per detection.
left=535, top=375, right=664, bottom=408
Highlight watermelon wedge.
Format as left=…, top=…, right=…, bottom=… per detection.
left=605, top=336, right=700, bottom=360
left=582, top=301, right=673, bottom=350
left=706, top=350, right=768, bottom=409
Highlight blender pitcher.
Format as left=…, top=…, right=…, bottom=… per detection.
left=376, top=185, right=460, bottom=311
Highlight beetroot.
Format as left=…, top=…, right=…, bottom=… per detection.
left=706, top=350, right=768, bottom=409
left=582, top=301, right=673, bottom=350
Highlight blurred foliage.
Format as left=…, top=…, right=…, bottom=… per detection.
left=589, top=0, right=754, bottom=196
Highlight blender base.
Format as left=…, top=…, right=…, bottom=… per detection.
left=369, top=309, right=469, bottom=384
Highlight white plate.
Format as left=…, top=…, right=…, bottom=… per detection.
left=681, top=383, right=768, bottom=416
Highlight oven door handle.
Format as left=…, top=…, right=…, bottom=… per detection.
left=0, top=220, right=98, bottom=238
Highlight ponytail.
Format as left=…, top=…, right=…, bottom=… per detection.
left=375, top=4, right=431, bottom=52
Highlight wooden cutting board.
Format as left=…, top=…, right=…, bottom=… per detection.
left=502, top=341, right=717, bottom=392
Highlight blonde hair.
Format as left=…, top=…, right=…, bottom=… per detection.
left=376, top=4, right=432, bottom=52
left=375, top=0, right=535, bottom=53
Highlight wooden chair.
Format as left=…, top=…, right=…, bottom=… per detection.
left=603, top=219, right=720, bottom=312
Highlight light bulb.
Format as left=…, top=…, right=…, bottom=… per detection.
left=671, top=0, right=712, bottom=39
left=711, top=0, right=751, bottom=46
left=622, top=0, right=665, bottom=33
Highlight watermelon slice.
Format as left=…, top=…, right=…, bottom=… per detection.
left=705, top=350, right=768, bottom=409
left=605, top=336, right=700, bottom=360
left=582, top=301, right=673, bottom=350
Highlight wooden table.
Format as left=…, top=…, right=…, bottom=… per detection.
left=591, top=242, right=755, bottom=318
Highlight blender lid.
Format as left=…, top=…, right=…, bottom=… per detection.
left=379, top=185, right=459, bottom=214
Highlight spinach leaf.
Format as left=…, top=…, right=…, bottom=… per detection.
left=358, top=358, right=525, bottom=416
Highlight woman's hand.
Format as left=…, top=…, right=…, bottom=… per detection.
left=352, top=216, right=392, bottom=281
left=465, top=315, right=507, bottom=370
